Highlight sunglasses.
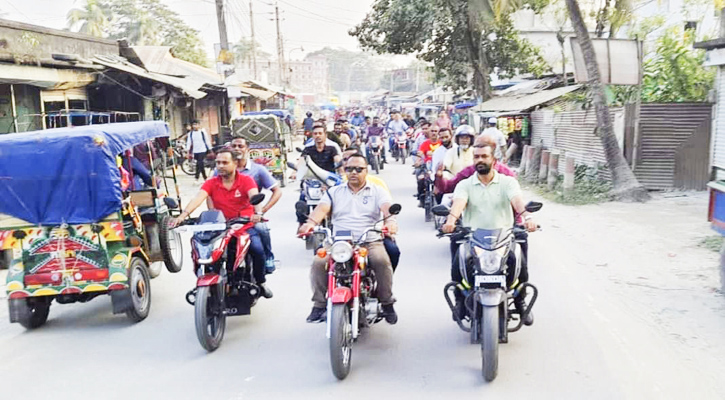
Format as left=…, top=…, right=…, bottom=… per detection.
left=344, top=166, right=366, bottom=174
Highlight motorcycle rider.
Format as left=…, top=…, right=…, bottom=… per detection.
left=412, top=123, right=433, bottom=164
left=298, top=153, right=399, bottom=324
left=169, top=148, right=273, bottom=298
left=441, top=143, right=537, bottom=324
left=385, top=110, right=409, bottom=153
left=415, top=125, right=440, bottom=207
left=443, top=125, right=476, bottom=178
left=431, top=127, right=453, bottom=174
left=481, top=117, right=508, bottom=163
left=365, top=116, right=387, bottom=165
left=303, top=111, right=315, bottom=139
left=207, top=138, right=283, bottom=273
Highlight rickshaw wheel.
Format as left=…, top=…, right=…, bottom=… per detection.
left=18, top=298, right=51, bottom=329
left=126, top=257, right=151, bottom=322
left=160, top=215, right=183, bottom=273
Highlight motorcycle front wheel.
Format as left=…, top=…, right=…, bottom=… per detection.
left=329, top=303, right=353, bottom=380
left=372, top=155, right=380, bottom=174
left=481, top=305, right=500, bottom=382
left=195, top=284, right=226, bottom=352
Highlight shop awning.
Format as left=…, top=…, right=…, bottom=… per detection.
left=0, top=63, right=95, bottom=89
left=472, top=85, right=581, bottom=113
left=238, top=86, right=277, bottom=101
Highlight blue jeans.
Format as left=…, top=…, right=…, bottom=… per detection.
left=383, top=237, right=400, bottom=271
left=255, top=221, right=274, bottom=260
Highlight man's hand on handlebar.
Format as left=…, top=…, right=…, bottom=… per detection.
left=384, top=220, right=398, bottom=236
left=168, top=216, right=185, bottom=229
left=442, top=222, right=456, bottom=234
left=297, top=222, right=315, bottom=237
left=524, top=218, right=538, bottom=233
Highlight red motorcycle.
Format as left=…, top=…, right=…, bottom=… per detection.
left=176, top=194, right=266, bottom=352
left=301, top=204, right=401, bottom=380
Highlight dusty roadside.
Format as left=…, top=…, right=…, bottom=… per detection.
left=530, top=189, right=725, bottom=392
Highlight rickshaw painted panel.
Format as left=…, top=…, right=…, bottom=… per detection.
left=0, top=121, right=169, bottom=225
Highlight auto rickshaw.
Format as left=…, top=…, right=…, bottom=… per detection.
left=0, top=121, right=183, bottom=329
left=231, top=112, right=292, bottom=187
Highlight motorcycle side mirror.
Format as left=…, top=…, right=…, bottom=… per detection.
left=525, top=201, right=543, bottom=213
left=389, top=204, right=402, bottom=215
left=287, top=161, right=298, bottom=171
left=432, top=204, right=450, bottom=217
left=250, top=193, right=266, bottom=206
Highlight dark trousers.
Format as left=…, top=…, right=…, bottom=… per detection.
left=383, top=237, right=401, bottom=271
left=194, top=151, right=208, bottom=180
left=227, top=228, right=266, bottom=285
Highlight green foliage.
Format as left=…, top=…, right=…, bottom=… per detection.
left=698, top=235, right=722, bottom=253
left=628, top=15, right=667, bottom=40
left=350, top=0, right=551, bottom=96
left=66, top=0, right=208, bottom=67
left=641, top=27, right=714, bottom=102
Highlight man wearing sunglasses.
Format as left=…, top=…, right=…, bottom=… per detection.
left=298, top=154, right=399, bottom=324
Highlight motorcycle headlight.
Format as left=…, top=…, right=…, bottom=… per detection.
left=330, top=241, right=353, bottom=263
left=307, top=187, right=323, bottom=200
left=474, top=246, right=506, bottom=274
left=195, top=236, right=224, bottom=263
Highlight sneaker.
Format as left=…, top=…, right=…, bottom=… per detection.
left=265, top=258, right=276, bottom=274
left=259, top=283, right=273, bottom=299
left=381, top=304, right=398, bottom=325
left=306, top=306, right=326, bottom=323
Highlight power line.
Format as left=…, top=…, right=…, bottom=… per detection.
left=276, top=0, right=358, bottom=26
left=292, top=0, right=366, bottom=14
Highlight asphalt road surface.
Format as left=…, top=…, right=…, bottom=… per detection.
left=0, top=160, right=723, bottom=399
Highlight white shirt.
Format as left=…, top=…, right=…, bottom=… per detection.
left=431, top=145, right=451, bottom=173
left=481, top=127, right=507, bottom=160
left=186, top=129, right=211, bottom=154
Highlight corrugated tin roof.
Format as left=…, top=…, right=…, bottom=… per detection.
left=130, top=46, right=225, bottom=90
left=93, top=55, right=207, bottom=99
left=0, top=63, right=95, bottom=89
left=472, top=85, right=582, bottom=113
left=238, top=86, right=277, bottom=101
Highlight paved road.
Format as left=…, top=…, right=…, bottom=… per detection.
left=0, top=160, right=722, bottom=399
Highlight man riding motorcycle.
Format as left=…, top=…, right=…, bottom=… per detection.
left=443, top=124, right=476, bottom=178
left=431, top=127, right=453, bottom=174
left=169, top=148, right=273, bottom=298
left=441, top=143, right=537, bottom=324
left=365, top=116, right=387, bottom=165
left=298, top=154, right=399, bottom=324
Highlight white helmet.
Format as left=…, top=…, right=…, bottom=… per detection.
left=455, top=124, right=475, bottom=138
left=488, top=117, right=497, bottom=124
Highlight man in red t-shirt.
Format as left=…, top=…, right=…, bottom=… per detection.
left=169, top=149, right=272, bottom=298
left=417, top=128, right=441, bottom=164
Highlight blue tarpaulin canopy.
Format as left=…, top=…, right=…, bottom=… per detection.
left=0, top=121, right=169, bottom=225
left=455, top=102, right=478, bottom=109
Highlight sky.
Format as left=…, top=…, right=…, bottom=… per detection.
left=0, top=0, right=413, bottom=64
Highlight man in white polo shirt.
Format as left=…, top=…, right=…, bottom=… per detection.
left=297, top=153, right=399, bottom=324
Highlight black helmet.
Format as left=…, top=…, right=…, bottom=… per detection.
left=306, top=111, right=312, bottom=117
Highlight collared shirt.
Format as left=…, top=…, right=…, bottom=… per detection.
left=201, top=172, right=258, bottom=220
left=321, top=181, right=392, bottom=242
left=443, top=145, right=475, bottom=176
left=453, top=170, right=521, bottom=230
left=435, top=162, right=517, bottom=194
left=386, top=119, right=409, bottom=135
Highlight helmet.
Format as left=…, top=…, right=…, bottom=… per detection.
left=455, top=124, right=475, bottom=138
left=488, top=117, right=497, bottom=125
left=306, top=112, right=312, bottom=117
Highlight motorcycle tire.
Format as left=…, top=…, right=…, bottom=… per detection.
left=160, top=215, right=183, bottom=273
left=18, top=298, right=51, bottom=330
left=126, top=257, right=152, bottom=323
left=330, top=303, right=353, bottom=380
left=372, top=156, right=380, bottom=175
left=424, top=193, right=433, bottom=223
left=195, top=284, right=226, bottom=352
left=401, top=152, right=406, bottom=165
left=481, top=306, right=500, bottom=382
left=181, top=158, right=196, bottom=176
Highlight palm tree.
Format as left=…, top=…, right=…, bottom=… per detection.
left=127, top=11, right=161, bottom=45
left=66, top=0, right=110, bottom=37
left=565, top=0, right=649, bottom=201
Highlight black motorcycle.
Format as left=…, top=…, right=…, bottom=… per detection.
left=434, top=201, right=542, bottom=382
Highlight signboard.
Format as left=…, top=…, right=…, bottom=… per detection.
left=704, top=47, right=725, bottom=67
left=570, top=38, right=642, bottom=85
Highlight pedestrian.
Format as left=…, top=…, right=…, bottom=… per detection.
left=186, top=119, right=211, bottom=182
left=481, top=117, right=508, bottom=163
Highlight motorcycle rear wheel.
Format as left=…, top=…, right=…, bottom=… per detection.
left=181, top=158, right=196, bottom=176
left=481, top=306, right=500, bottom=382
left=195, top=285, right=226, bottom=352
left=330, top=304, right=353, bottom=380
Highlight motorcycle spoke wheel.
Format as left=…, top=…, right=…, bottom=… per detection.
left=329, top=304, right=353, bottom=380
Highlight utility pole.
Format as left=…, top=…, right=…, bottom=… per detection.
left=249, top=0, right=258, bottom=80
left=215, top=0, right=230, bottom=51
left=274, top=2, right=285, bottom=88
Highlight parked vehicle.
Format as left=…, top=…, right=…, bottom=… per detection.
left=304, top=204, right=401, bottom=380
left=176, top=194, right=266, bottom=352
left=0, top=121, right=184, bottom=329
left=433, top=202, right=542, bottom=382
left=231, top=113, right=293, bottom=187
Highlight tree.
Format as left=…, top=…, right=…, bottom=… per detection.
left=565, top=0, right=649, bottom=201
left=66, top=0, right=109, bottom=37
left=350, top=0, right=550, bottom=100
left=233, top=38, right=271, bottom=68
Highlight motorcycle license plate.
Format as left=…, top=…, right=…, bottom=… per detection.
left=475, top=275, right=505, bottom=286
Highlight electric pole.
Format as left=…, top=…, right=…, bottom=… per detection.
left=215, top=0, right=230, bottom=51
left=274, top=2, right=285, bottom=88
left=250, top=0, right=258, bottom=80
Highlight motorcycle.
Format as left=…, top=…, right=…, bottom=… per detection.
left=392, top=132, right=408, bottom=164
left=175, top=194, right=267, bottom=352
left=433, top=201, right=542, bottom=382
left=415, top=161, right=435, bottom=223
left=301, top=204, right=402, bottom=380
left=367, top=136, right=383, bottom=174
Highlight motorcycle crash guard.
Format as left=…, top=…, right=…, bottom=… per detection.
left=330, top=287, right=353, bottom=304
left=477, top=289, right=506, bottom=307
left=196, top=273, right=221, bottom=287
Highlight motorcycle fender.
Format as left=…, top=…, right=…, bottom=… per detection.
left=330, top=287, right=353, bottom=304
left=478, top=289, right=505, bottom=307
left=196, top=273, right=221, bottom=287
